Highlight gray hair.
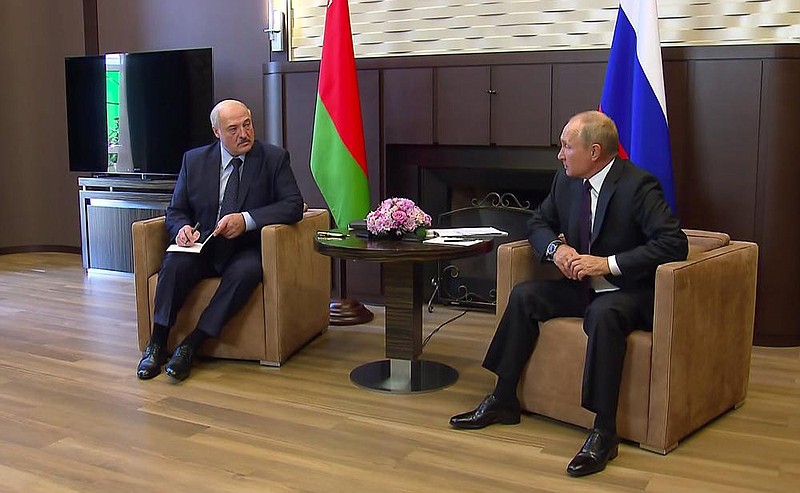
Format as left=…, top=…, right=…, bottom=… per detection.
left=574, top=110, right=619, bottom=159
left=210, top=99, right=251, bottom=128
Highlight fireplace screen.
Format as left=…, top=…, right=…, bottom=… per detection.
left=429, top=193, right=535, bottom=312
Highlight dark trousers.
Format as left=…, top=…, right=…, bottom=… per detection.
left=483, top=279, right=654, bottom=418
left=152, top=243, right=262, bottom=338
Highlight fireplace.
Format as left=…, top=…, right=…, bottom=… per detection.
left=386, top=144, right=561, bottom=310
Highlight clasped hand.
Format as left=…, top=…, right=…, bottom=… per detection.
left=552, top=244, right=611, bottom=281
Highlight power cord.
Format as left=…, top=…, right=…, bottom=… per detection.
left=422, top=309, right=468, bottom=347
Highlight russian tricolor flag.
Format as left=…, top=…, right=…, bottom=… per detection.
left=600, top=0, right=676, bottom=212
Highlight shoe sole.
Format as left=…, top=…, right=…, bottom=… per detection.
left=565, top=447, right=619, bottom=477
left=449, top=414, right=521, bottom=430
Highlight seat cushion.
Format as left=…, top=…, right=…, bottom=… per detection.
left=518, top=317, right=652, bottom=444
left=147, top=274, right=267, bottom=361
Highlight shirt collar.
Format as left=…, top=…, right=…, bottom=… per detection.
left=220, top=143, right=247, bottom=171
left=586, top=157, right=615, bottom=192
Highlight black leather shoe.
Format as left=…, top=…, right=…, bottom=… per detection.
left=136, top=341, right=168, bottom=380
left=449, top=394, right=521, bottom=429
left=164, top=344, right=195, bottom=381
left=566, top=429, right=620, bottom=477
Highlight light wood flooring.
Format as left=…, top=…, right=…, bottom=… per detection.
left=1, top=253, right=799, bottom=492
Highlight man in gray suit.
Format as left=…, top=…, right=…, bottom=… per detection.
left=450, top=111, right=688, bottom=477
left=136, top=99, right=304, bottom=381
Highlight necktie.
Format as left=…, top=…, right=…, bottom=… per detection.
left=214, top=157, right=242, bottom=271
left=580, top=179, right=592, bottom=254
left=219, top=157, right=242, bottom=220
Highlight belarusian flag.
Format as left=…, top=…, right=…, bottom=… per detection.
left=310, top=0, right=370, bottom=229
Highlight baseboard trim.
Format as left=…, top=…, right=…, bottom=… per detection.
left=0, top=245, right=81, bottom=256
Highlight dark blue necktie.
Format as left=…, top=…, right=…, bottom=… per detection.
left=214, top=157, right=242, bottom=271
left=580, top=179, right=592, bottom=254
left=219, top=157, right=242, bottom=219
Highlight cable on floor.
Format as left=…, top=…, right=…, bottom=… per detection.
left=422, top=309, right=468, bottom=347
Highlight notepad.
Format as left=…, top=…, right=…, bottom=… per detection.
left=166, top=237, right=211, bottom=254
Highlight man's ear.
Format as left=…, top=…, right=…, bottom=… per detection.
left=212, top=127, right=220, bottom=139
left=591, top=143, right=601, bottom=160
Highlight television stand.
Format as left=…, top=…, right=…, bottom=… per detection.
left=90, top=172, right=177, bottom=181
left=78, top=176, right=176, bottom=273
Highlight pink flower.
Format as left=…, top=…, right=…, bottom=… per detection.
left=365, top=197, right=431, bottom=236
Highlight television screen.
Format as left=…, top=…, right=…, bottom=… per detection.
left=65, top=47, right=214, bottom=175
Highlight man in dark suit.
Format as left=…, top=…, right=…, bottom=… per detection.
left=449, top=111, right=688, bottom=477
left=136, top=99, right=304, bottom=381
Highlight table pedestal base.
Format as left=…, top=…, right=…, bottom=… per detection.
left=350, top=358, right=458, bottom=393
left=329, top=298, right=374, bottom=326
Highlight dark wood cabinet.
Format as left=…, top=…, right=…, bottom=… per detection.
left=436, top=66, right=491, bottom=144
left=551, top=63, right=606, bottom=144
left=383, top=68, right=434, bottom=145
left=436, top=64, right=552, bottom=146
left=490, top=64, right=552, bottom=146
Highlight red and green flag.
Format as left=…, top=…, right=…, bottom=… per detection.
left=310, top=0, right=370, bottom=229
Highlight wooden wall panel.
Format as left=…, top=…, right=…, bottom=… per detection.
left=383, top=68, right=434, bottom=145
left=681, top=60, right=761, bottom=241
left=436, top=66, right=491, bottom=145
left=551, top=63, right=606, bottom=145
left=754, top=59, right=800, bottom=346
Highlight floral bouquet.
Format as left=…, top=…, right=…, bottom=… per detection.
left=365, top=197, right=432, bottom=239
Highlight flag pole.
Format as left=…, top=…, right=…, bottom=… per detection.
left=310, top=0, right=374, bottom=325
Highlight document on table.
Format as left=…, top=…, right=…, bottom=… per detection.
left=423, top=237, right=483, bottom=247
left=428, top=227, right=508, bottom=238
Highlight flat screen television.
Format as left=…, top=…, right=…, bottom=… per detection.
left=65, top=47, right=214, bottom=176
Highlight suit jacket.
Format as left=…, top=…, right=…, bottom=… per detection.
left=527, top=159, right=688, bottom=291
left=165, top=139, right=304, bottom=250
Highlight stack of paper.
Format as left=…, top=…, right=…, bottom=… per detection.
left=423, top=237, right=483, bottom=247
left=428, top=227, right=508, bottom=238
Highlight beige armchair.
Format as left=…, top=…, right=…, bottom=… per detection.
left=496, top=229, right=758, bottom=454
left=132, top=208, right=331, bottom=366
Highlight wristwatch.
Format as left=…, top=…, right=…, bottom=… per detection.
left=545, top=239, right=563, bottom=261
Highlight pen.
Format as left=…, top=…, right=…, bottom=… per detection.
left=317, top=231, right=348, bottom=239
left=191, top=222, right=201, bottom=234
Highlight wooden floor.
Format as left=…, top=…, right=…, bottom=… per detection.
left=1, top=253, right=799, bottom=492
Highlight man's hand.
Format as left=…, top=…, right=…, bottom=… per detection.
left=552, top=243, right=579, bottom=278
left=553, top=245, right=611, bottom=280
left=213, top=213, right=246, bottom=239
left=176, top=224, right=200, bottom=247
left=567, top=254, right=612, bottom=281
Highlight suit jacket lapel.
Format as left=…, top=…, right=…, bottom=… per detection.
left=567, top=178, right=583, bottom=248
left=204, top=144, right=223, bottom=228
left=592, top=159, right=623, bottom=243
left=237, top=142, right=261, bottom=210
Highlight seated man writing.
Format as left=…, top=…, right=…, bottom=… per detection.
left=136, top=99, right=304, bottom=381
left=449, top=110, right=688, bottom=477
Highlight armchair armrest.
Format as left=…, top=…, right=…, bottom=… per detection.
left=132, top=216, right=168, bottom=348
left=646, top=240, right=758, bottom=451
left=496, top=239, right=561, bottom=326
left=260, top=208, right=331, bottom=363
